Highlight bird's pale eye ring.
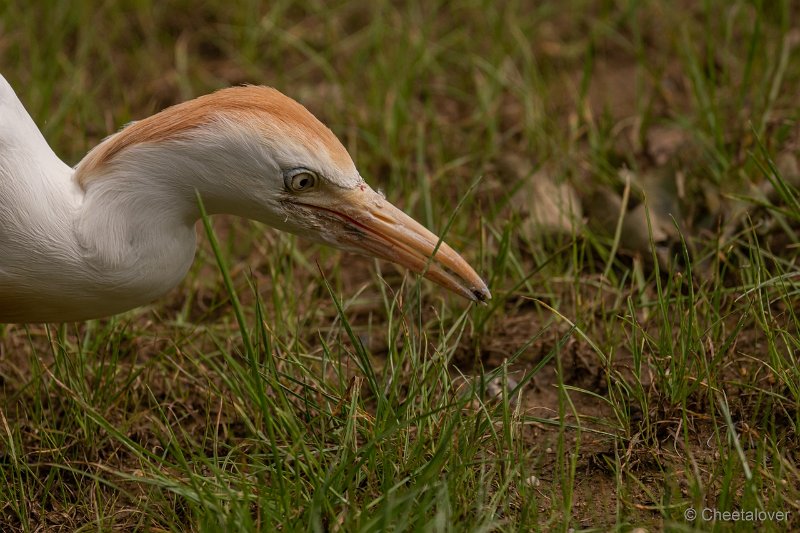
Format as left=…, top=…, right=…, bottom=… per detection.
left=284, top=168, right=318, bottom=192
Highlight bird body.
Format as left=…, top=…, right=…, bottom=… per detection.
left=0, top=75, right=489, bottom=323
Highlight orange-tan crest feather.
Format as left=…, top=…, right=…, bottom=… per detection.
left=76, top=86, right=351, bottom=188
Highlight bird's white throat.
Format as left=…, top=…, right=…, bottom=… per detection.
left=0, top=79, right=207, bottom=321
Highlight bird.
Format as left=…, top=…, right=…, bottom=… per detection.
left=0, top=75, right=490, bottom=323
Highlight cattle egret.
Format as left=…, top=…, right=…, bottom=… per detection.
left=0, top=76, right=490, bottom=323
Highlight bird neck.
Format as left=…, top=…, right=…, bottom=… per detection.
left=77, top=118, right=283, bottom=214
left=72, top=123, right=283, bottom=271
left=0, top=76, right=82, bottom=252
left=73, top=140, right=210, bottom=274
left=0, top=77, right=75, bottom=189
left=0, top=78, right=194, bottom=320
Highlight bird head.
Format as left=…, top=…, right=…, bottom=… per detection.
left=76, top=86, right=490, bottom=303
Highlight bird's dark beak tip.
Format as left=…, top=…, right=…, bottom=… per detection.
left=471, top=287, right=491, bottom=304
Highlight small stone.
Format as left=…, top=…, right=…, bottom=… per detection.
left=502, top=155, right=582, bottom=239
left=485, top=374, right=520, bottom=404
left=524, top=475, right=541, bottom=487
left=776, top=151, right=800, bottom=188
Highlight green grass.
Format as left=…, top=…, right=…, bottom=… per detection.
left=1, top=0, right=800, bottom=531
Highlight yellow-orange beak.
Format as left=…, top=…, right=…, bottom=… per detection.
left=299, top=185, right=490, bottom=303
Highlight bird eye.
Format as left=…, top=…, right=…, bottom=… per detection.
left=284, top=169, right=317, bottom=192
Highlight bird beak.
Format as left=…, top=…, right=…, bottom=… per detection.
left=299, top=185, right=491, bottom=303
